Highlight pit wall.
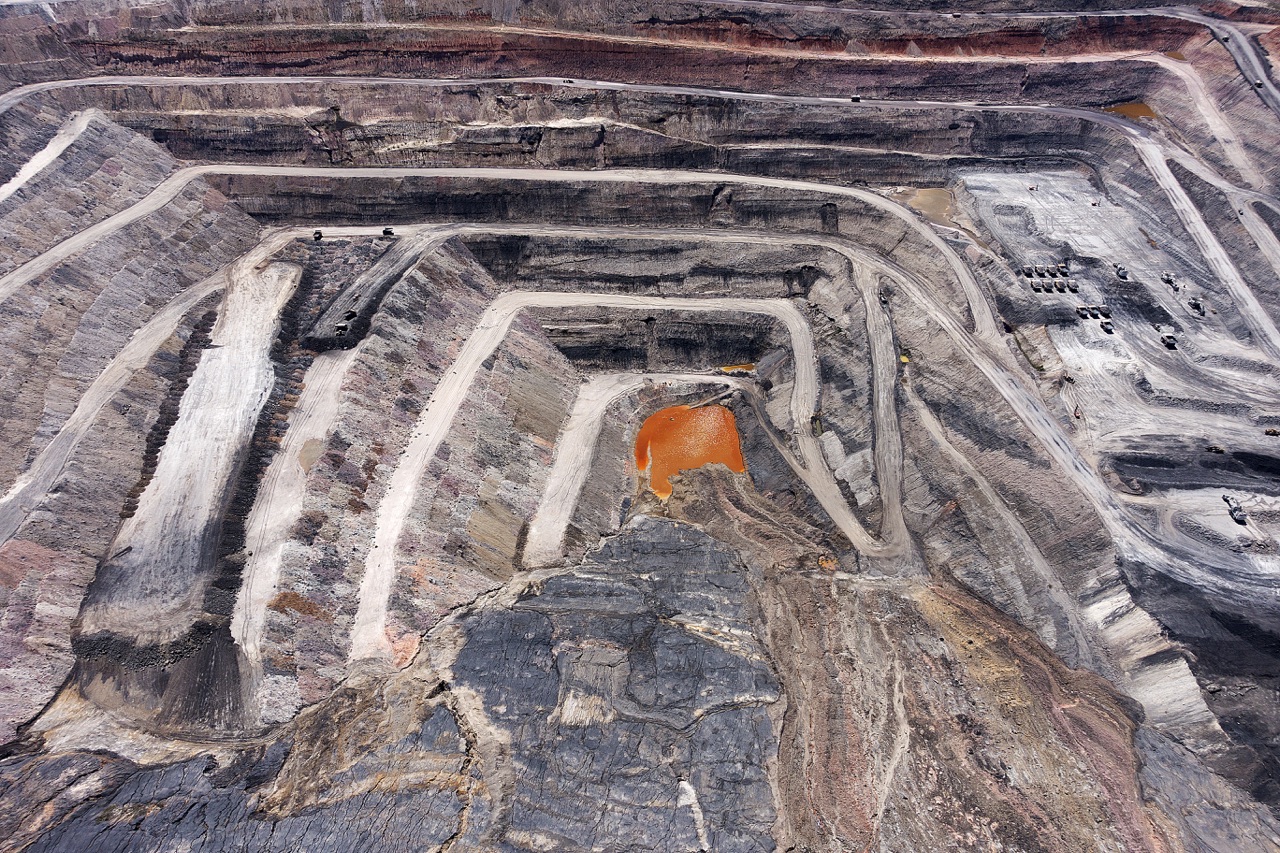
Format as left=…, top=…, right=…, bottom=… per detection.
left=207, top=175, right=977, bottom=335
left=0, top=296, right=217, bottom=744
left=0, top=180, right=259, bottom=497
left=255, top=239, right=578, bottom=723
left=0, top=1, right=1205, bottom=86
left=14, top=79, right=1243, bottom=188
left=0, top=112, right=178, bottom=276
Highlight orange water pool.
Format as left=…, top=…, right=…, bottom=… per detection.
left=634, top=404, right=746, bottom=499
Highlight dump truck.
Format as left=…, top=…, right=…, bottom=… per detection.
left=1160, top=334, right=1178, bottom=349
left=1101, top=320, right=1115, bottom=333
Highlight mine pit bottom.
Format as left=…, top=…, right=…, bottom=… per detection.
left=634, top=404, right=746, bottom=500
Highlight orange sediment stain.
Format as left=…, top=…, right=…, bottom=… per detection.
left=634, top=404, right=746, bottom=499
left=719, top=363, right=756, bottom=373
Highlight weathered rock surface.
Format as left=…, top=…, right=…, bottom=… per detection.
left=1, top=1, right=1280, bottom=849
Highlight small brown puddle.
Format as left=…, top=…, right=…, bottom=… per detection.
left=1104, top=102, right=1158, bottom=121
left=634, top=404, right=746, bottom=499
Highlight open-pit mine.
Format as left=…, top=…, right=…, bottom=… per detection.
left=2, top=0, right=1280, bottom=849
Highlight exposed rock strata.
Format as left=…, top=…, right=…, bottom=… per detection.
left=0, top=2, right=1279, bottom=850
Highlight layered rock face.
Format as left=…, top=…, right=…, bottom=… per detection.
left=1, top=0, right=1280, bottom=850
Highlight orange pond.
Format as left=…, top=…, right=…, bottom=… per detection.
left=634, top=404, right=746, bottom=499
left=1104, top=102, right=1158, bottom=121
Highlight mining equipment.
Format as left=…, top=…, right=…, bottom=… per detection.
left=1160, top=334, right=1178, bottom=349
left=1031, top=280, right=1044, bottom=292
left=1035, top=265, right=1046, bottom=276
left=1188, top=297, right=1205, bottom=316
left=334, top=322, right=349, bottom=336
left=1115, top=265, right=1129, bottom=279
left=1265, top=428, right=1280, bottom=437
left=382, top=227, right=394, bottom=237
left=811, top=413, right=825, bottom=436
left=1058, top=260, right=1069, bottom=272
left=1098, top=305, right=1112, bottom=317
left=1207, top=445, right=1226, bottom=454
left=850, top=95, right=861, bottom=102
left=1022, top=265, right=1033, bottom=277
left=1101, top=320, right=1115, bottom=333
left=1223, top=494, right=1248, bottom=525
left=1054, top=281, right=1067, bottom=292
left=1047, top=266, right=1059, bottom=278
left=1161, top=271, right=1174, bottom=284
left=1067, top=280, right=1079, bottom=292
left=313, top=230, right=323, bottom=241
left=1257, top=80, right=1265, bottom=88
left=1077, top=306, right=1090, bottom=319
